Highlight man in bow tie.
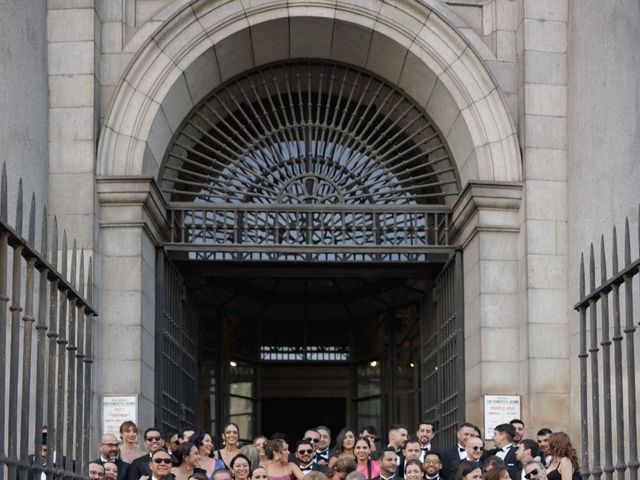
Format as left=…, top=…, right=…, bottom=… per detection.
left=315, top=426, right=332, bottom=465
left=440, top=422, right=478, bottom=480
left=386, top=425, right=409, bottom=472
left=416, top=422, right=437, bottom=462
left=488, top=424, right=518, bottom=480
left=295, top=439, right=326, bottom=475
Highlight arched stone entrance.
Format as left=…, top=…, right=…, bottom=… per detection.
left=96, top=0, right=523, bottom=438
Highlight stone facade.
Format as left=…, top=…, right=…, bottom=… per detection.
left=1, top=0, right=638, bottom=449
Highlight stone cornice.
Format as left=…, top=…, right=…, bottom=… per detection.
left=96, top=176, right=169, bottom=244
left=450, top=180, right=523, bottom=246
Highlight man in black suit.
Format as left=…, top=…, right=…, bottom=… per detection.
left=416, top=421, right=437, bottom=462
left=94, top=433, right=129, bottom=480
left=386, top=424, right=408, bottom=472
left=294, top=439, right=327, bottom=475
left=315, top=426, right=332, bottom=465
left=486, top=424, right=518, bottom=480
left=373, top=448, right=400, bottom=480
left=127, top=428, right=165, bottom=480
left=439, top=422, right=478, bottom=480
left=515, top=440, right=541, bottom=480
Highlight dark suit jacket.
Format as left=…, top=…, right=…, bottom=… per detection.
left=485, top=447, right=518, bottom=480
left=94, top=457, right=129, bottom=480
left=440, top=446, right=464, bottom=480
left=298, top=462, right=328, bottom=474
left=127, top=454, right=152, bottom=480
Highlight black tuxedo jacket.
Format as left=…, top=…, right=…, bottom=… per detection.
left=440, top=446, right=465, bottom=480
left=94, top=457, right=129, bottom=480
left=127, top=454, right=152, bottom=480
left=485, top=447, right=518, bottom=480
left=298, top=462, right=328, bottom=474
left=371, top=475, right=402, bottom=480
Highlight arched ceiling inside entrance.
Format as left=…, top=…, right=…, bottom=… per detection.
left=160, top=60, right=459, bottom=205
left=98, top=0, right=522, bottom=197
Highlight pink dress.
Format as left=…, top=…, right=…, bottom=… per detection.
left=357, top=460, right=380, bottom=480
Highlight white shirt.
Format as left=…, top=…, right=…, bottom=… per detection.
left=496, top=444, right=512, bottom=460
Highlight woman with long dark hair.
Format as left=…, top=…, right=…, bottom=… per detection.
left=328, top=428, right=356, bottom=469
left=353, top=437, right=379, bottom=480
left=172, top=443, right=203, bottom=480
left=215, top=423, right=242, bottom=469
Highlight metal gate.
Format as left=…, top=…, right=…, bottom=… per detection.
left=575, top=206, right=639, bottom=480
left=421, top=250, right=464, bottom=447
left=155, top=250, right=198, bottom=433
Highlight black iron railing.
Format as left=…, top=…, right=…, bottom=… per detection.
left=166, top=203, right=452, bottom=262
left=575, top=205, right=639, bottom=480
left=0, top=164, right=96, bottom=480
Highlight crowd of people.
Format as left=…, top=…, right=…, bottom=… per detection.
left=86, top=419, right=580, bottom=480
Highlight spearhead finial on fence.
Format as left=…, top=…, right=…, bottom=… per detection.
left=589, top=243, right=596, bottom=292
left=61, top=231, right=68, bottom=278
left=28, top=193, right=36, bottom=246
left=41, top=205, right=48, bottom=257
left=624, top=217, right=631, bottom=267
left=1, top=162, right=7, bottom=223
left=52, top=217, right=58, bottom=270
left=15, top=178, right=23, bottom=236
left=79, top=249, right=85, bottom=299
left=71, top=240, right=77, bottom=290
left=580, top=252, right=585, bottom=299
left=600, top=235, right=607, bottom=284
left=612, top=226, right=618, bottom=275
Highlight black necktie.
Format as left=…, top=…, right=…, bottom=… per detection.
left=459, top=447, right=465, bottom=452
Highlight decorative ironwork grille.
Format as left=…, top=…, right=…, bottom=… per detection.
left=421, top=251, right=464, bottom=447
left=161, top=61, right=457, bottom=262
left=0, top=164, right=96, bottom=480
left=575, top=206, right=640, bottom=480
left=155, top=251, right=198, bottom=434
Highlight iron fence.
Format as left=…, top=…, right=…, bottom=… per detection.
left=575, top=205, right=639, bottom=480
left=0, top=164, right=96, bottom=480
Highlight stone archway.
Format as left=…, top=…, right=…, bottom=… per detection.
left=97, top=0, right=521, bottom=186
left=95, top=0, right=524, bottom=430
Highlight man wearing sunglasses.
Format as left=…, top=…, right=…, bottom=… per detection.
left=516, top=440, right=541, bottom=480
left=523, top=461, right=547, bottom=480
left=128, top=428, right=165, bottom=480
left=148, top=449, right=172, bottom=480
left=295, top=439, right=326, bottom=474
left=463, top=437, right=484, bottom=466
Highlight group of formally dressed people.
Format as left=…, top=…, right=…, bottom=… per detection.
left=85, top=419, right=579, bottom=480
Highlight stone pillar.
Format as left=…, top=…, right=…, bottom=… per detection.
left=450, top=181, right=523, bottom=431
left=96, top=177, right=168, bottom=429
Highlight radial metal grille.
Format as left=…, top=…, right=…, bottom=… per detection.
left=161, top=61, right=459, bottom=205
left=161, top=61, right=458, bottom=262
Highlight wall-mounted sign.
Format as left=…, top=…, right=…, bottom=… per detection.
left=102, top=395, right=138, bottom=438
left=483, top=395, right=521, bottom=439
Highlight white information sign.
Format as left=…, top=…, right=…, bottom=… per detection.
left=102, top=395, right=138, bottom=438
left=483, top=395, right=521, bottom=439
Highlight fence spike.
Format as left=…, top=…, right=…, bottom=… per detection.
left=600, top=235, right=607, bottom=284
left=40, top=205, right=48, bottom=257
left=28, top=192, right=36, bottom=246
left=612, top=226, right=618, bottom=275
left=580, top=252, right=585, bottom=298
left=51, top=216, right=58, bottom=270
left=15, top=178, right=23, bottom=236
left=79, top=249, right=84, bottom=297
left=87, top=257, right=93, bottom=304
left=1, top=162, right=7, bottom=222
left=61, top=230, right=68, bottom=278
left=589, top=243, right=596, bottom=292
left=624, top=217, right=631, bottom=267
left=71, top=240, right=77, bottom=289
